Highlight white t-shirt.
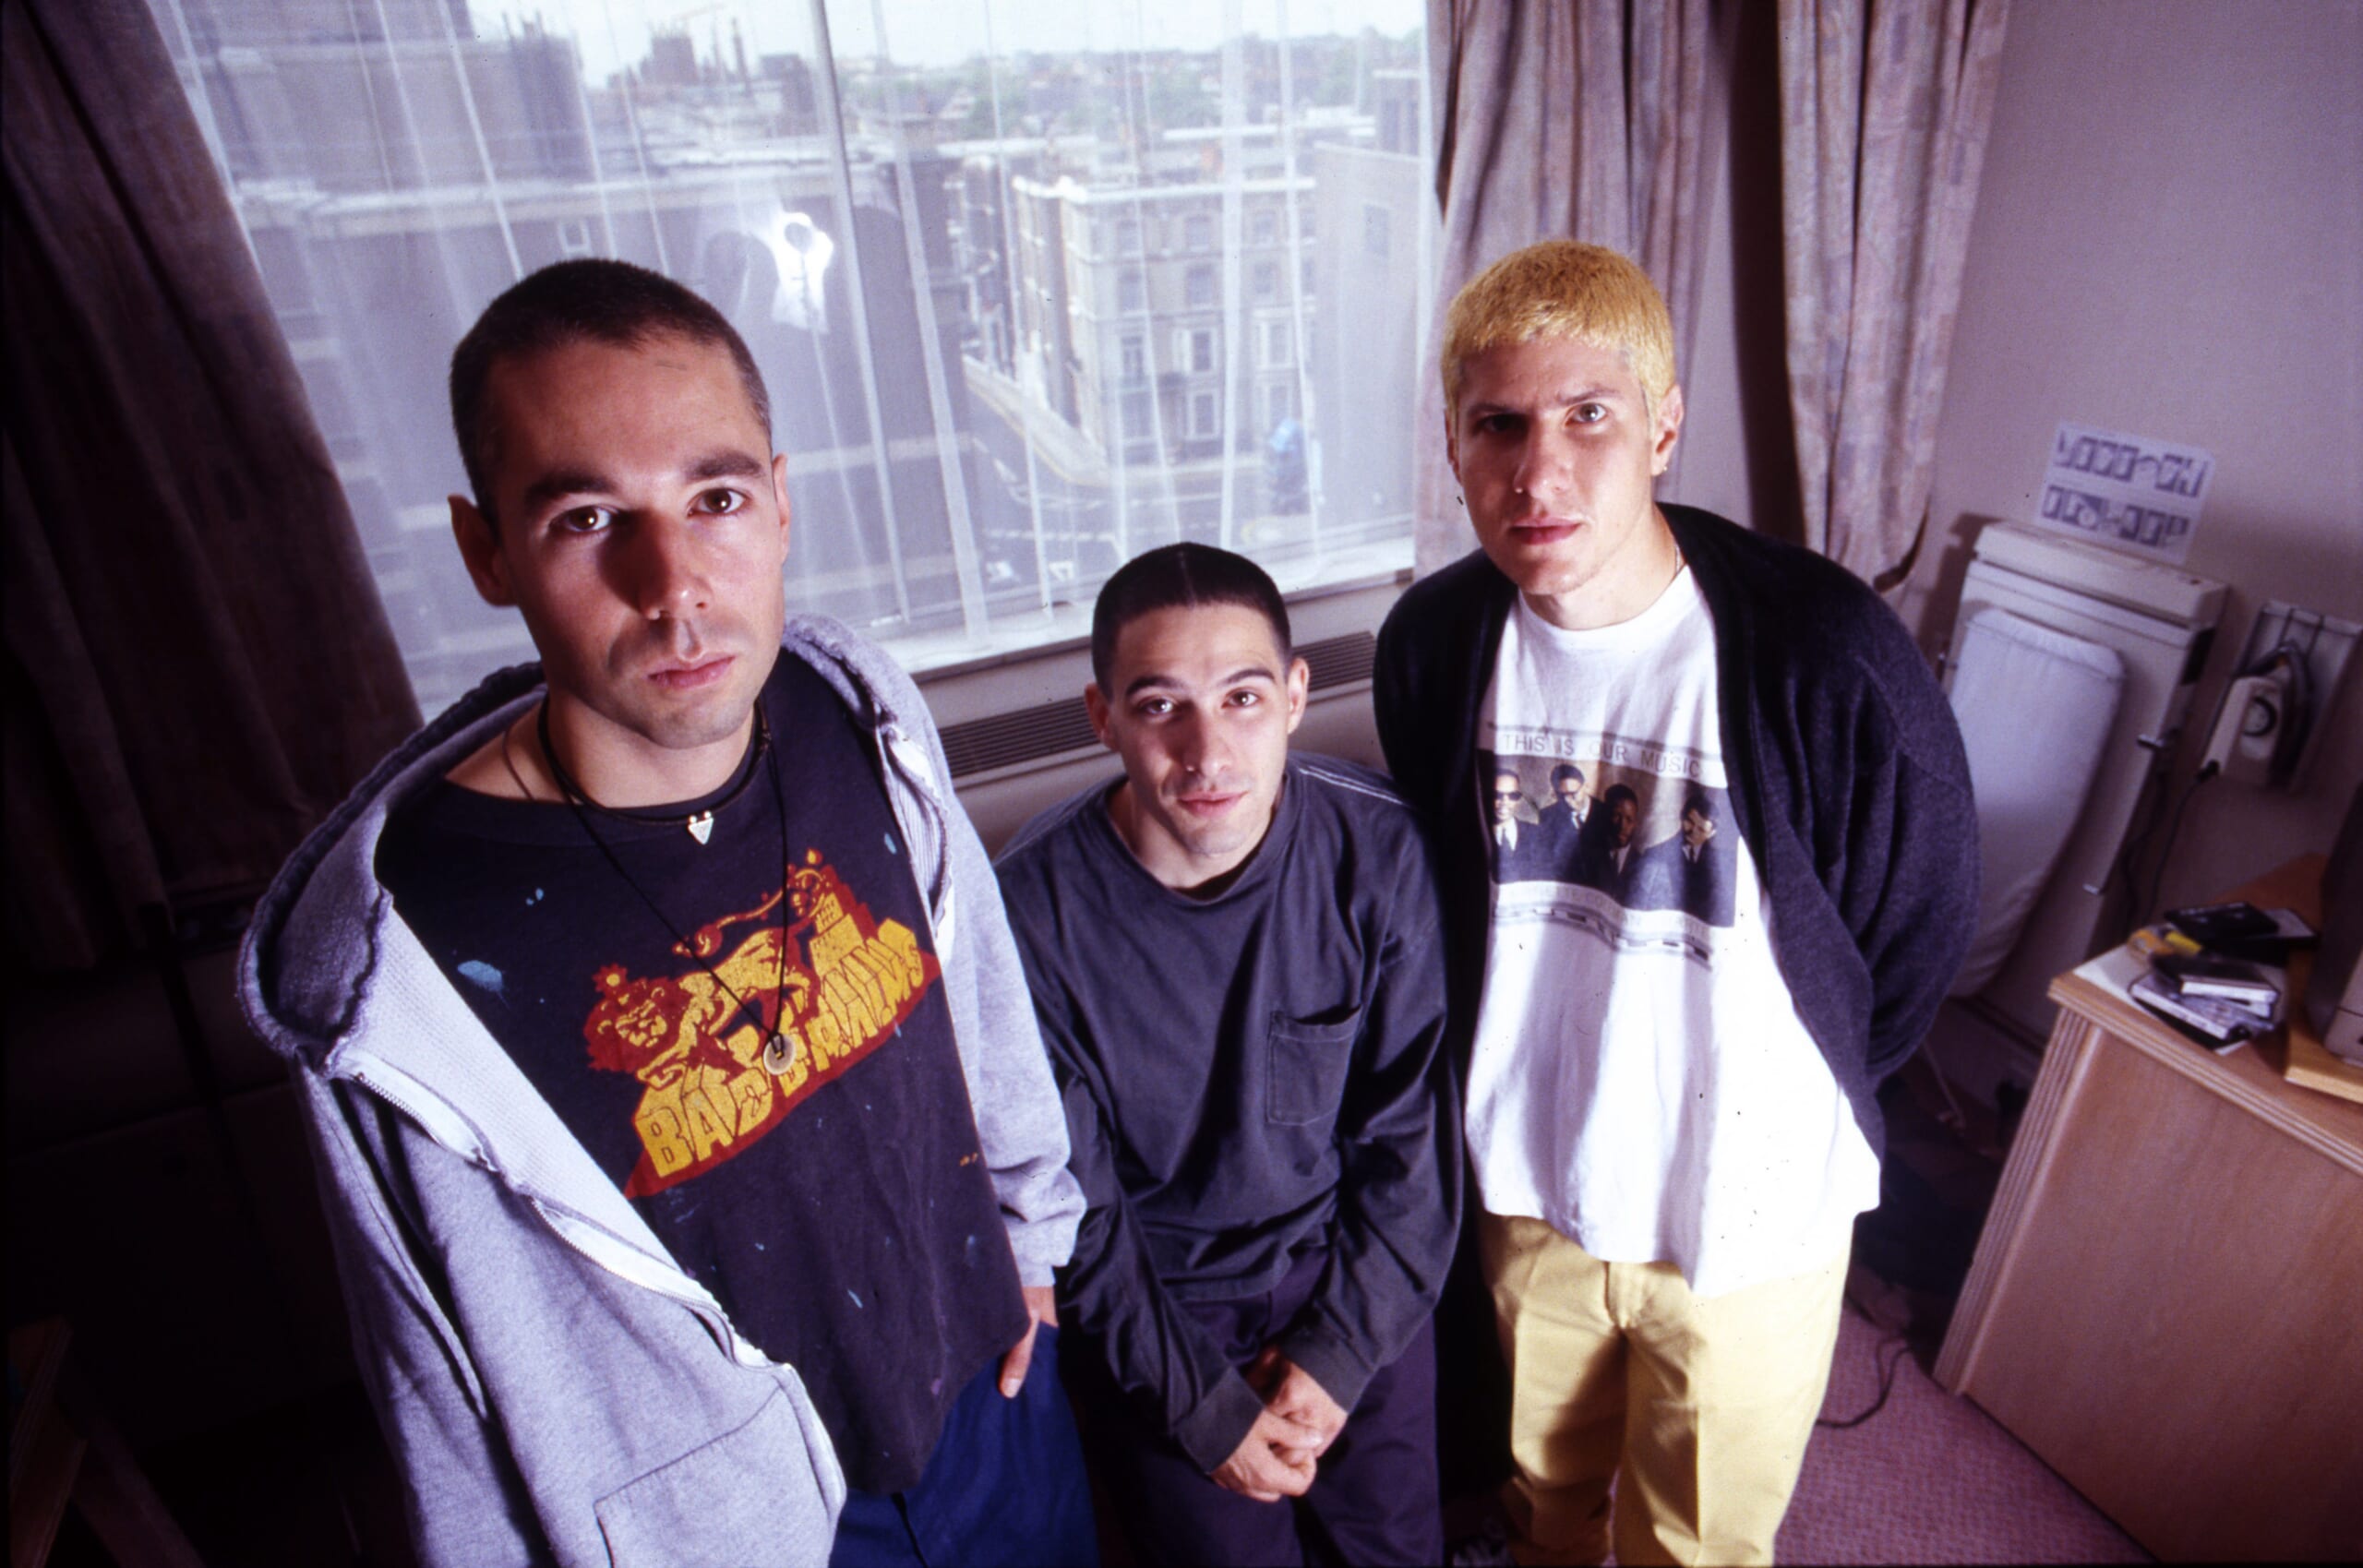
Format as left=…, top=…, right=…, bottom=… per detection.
left=1466, top=572, right=1878, bottom=1299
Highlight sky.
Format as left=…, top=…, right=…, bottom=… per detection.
left=481, top=0, right=1423, bottom=81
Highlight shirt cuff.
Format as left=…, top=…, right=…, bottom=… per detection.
left=1171, top=1371, right=1268, bottom=1474
left=1275, top=1323, right=1375, bottom=1417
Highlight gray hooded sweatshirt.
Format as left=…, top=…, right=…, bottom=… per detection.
left=240, top=616, right=1086, bottom=1568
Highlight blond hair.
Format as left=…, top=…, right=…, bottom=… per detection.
left=1441, top=241, right=1676, bottom=422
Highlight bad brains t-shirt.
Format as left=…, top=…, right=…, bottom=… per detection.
left=376, top=654, right=1026, bottom=1492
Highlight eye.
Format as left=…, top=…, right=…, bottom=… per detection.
left=556, top=505, right=615, bottom=534
left=1571, top=402, right=1609, bottom=425
left=1134, top=696, right=1174, bottom=718
left=1227, top=688, right=1264, bottom=708
left=693, top=488, right=748, bottom=516
left=1475, top=413, right=1520, bottom=437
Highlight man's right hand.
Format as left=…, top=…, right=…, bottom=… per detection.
left=1209, top=1406, right=1324, bottom=1502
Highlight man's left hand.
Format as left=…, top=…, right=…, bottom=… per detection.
left=1244, top=1347, right=1348, bottom=1458
left=999, top=1285, right=1059, bottom=1397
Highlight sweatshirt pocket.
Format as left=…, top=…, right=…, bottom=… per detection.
left=595, top=1388, right=838, bottom=1568
left=1265, top=1009, right=1361, bottom=1127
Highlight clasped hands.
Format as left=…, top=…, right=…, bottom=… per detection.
left=1210, top=1347, right=1349, bottom=1502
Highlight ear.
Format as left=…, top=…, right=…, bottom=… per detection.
left=1443, top=405, right=1461, bottom=485
left=1084, top=681, right=1116, bottom=750
left=1282, top=655, right=1310, bottom=735
left=450, top=494, right=515, bottom=607
left=771, top=452, right=794, bottom=555
left=1649, top=382, right=1685, bottom=477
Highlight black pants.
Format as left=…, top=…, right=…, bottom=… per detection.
left=1067, top=1251, right=1442, bottom=1567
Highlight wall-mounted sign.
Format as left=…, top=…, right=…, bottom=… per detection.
left=2033, top=422, right=2213, bottom=563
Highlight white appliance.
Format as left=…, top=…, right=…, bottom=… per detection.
left=1941, top=521, right=2227, bottom=1050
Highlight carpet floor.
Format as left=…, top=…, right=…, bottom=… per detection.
left=1776, top=1300, right=2150, bottom=1564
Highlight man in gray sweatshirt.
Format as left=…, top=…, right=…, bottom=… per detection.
left=241, top=259, right=1093, bottom=1567
left=997, top=545, right=1460, bottom=1566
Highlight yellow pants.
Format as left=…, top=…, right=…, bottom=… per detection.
left=1479, top=1212, right=1848, bottom=1566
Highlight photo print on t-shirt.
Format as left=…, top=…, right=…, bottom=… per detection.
left=1479, top=735, right=1738, bottom=964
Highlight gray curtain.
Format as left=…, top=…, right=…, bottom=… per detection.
left=1780, top=0, right=2011, bottom=590
left=3, top=0, right=419, bottom=970
left=1415, top=0, right=1725, bottom=576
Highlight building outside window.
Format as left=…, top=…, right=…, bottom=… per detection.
left=142, top=0, right=1436, bottom=703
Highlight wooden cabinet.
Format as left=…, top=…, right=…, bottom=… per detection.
left=1936, top=856, right=2363, bottom=1562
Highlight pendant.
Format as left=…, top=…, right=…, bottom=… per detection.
left=686, top=811, right=714, bottom=845
left=761, top=1030, right=800, bottom=1078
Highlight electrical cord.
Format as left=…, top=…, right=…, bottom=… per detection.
left=2140, top=764, right=2219, bottom=925
left=1814, top=1285, right=1917, bottom=1430
left=1815, top=1330, right=1915, bottom=1430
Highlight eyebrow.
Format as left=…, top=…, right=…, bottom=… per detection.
left=516, top=449, right=768, bottom=515
left=1464, top=384, right=1627, bottom=418
left=1122, top=664, right=1277, bottom=700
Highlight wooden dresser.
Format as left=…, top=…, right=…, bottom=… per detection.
left=1935, top=855, right=2363, bottom=1561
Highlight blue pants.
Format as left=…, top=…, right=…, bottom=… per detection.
left=828, top=1324, right=1098, bottom=1568
left=1067, top=1252, right=1443, bottom=1567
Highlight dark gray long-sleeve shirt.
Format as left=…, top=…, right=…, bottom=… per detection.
left=995, top=755, right=1460, bottom=1471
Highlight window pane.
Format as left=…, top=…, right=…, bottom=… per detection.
left=147, top=0, right=1434, bottom=699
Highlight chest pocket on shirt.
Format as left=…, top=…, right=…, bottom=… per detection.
left=1265, top=1009, right=1361, bottom=1127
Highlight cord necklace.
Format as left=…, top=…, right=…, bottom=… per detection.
left=537, top=699, right=803, bottom=1078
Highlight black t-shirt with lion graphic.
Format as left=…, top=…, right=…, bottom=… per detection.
left=377, top=653, right=1024, bottom=1494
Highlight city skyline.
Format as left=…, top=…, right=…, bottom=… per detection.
left=473, top=0, right=1423, bottom=80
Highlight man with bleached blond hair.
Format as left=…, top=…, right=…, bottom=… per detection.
left=1375, top=240, right=1976, bottom=1564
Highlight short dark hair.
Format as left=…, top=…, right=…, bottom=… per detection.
left=1090, top=544, right=1291, bottom=692
left=1602, top=784, right=1639, bottom=809
left=449, top=259, right=771, bottom=530
left=1683, top=790, right=1713, bottom=820
left=1551, top=762, right=1586, bottom=788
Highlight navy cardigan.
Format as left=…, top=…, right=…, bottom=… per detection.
left=1373, top=504, right=1979, bottom=1156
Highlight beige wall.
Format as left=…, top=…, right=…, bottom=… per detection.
left=1903, top=0, right=2363, bottom=916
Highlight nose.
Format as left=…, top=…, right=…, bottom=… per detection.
left=614, top=516, right=712, bottom=620
left=1170, top=709, right=1228, bottom=778
left=1512, top=425, right=1570, bottom=505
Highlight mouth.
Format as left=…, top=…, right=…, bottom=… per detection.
left=1505, top=515, right=1583, bottom=545
left=1173, top=789, right=1246, bottom=820
left=646, top=655, right=734, bottom=691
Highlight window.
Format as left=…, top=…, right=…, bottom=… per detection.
left=1259, top=319, right=1293, bottom=369
left=1262, top=380, right=1296, bottom=428
left=147, top=0, right=1434, bottom=701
